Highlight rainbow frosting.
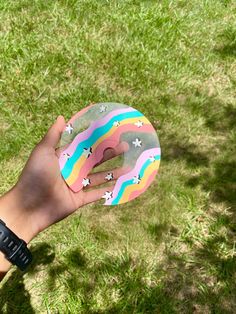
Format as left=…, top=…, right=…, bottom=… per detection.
left=59, top=103, right=161, bottom=205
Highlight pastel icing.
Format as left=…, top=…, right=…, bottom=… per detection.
left=59, top=103, right=161, bottom=205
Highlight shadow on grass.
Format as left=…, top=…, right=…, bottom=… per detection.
left=214, top=27, right=236, bottom=58
left=158, top=91, right=236, bottom=209
left=45, top=250, right=176, bottom=313
left=163, top=91, right=236, bottom=311
left=44, top=244, right=236, bottom=313
left=187, top=159, right=236, bottom=205
left=164, top=139, right=209, bottom=168
left=147, top=222, right=169, bottom=242
left=0, top=243, right=55, bottom=314
left=50, top=91, right=235, bottom=313
left=183, top=93, right=236, bottom=210
left=1, top=91, right=235, bottom=312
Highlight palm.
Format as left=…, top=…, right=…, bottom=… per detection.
left=16, top=130, right=127, bottom=235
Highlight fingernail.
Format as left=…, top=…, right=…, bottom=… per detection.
left=56, top=115, right=65, bottom=123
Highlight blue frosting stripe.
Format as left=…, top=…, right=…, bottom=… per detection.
left=111, top=154, right=160, bottom=205
left=62, top=110, right=143, bottom=179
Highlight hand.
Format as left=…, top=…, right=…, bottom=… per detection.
left=0, top=115, right=128, bottom=278
left=0, top=116, right=129, bottom=243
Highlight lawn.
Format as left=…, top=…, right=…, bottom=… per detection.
left=0, top=0, right=236, bottom=313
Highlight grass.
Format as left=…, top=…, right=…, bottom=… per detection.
left=0, top=0, right=236, bottom=312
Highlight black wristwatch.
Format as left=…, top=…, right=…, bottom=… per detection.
left=0, top=219, right=32, bottom=271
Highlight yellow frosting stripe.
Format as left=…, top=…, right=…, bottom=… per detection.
left=119, top=160, right=160, bottom=204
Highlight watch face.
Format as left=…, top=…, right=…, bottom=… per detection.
left=59, top=102, right=161, bottom=205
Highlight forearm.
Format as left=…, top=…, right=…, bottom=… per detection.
left=0, top=187, right=36, bottom=281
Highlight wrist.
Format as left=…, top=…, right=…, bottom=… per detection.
left=0, top=187, right=36, bottom=276
left=0, top=187, right=37, bottom=244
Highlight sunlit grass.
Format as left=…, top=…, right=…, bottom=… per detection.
left=0, top=0, right=236, bottom=313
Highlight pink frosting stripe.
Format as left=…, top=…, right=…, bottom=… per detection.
left=69, top=124, right=155, bottom=191
left=127, top=169, right=158, bottom=202
left=104, top=147, right=160, bottom=205
left=59, top=107, right=136, bottom=169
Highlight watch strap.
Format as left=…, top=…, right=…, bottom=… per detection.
left=0, top=219, right=32, bottom=271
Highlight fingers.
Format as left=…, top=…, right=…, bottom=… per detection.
left=78, top=165, right=130, bottom=206
left=84, top=166, right=130, bottom=188
left=81, top=184, right=115, bottom=205
left=41, top=116, right=66, bottom=148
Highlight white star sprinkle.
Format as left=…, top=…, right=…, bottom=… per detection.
left=149, top=156, right=156, bottom=162
left=82, top=178, right=91, bottom=187
left=102, top=191, right=113, bottom=201
left=63, top=153, right=70, bottom=160
left=99, top=105, right=107, bottom=113
left=105, top=173, right=113, bottom=181
left=133, top=175, right=141, bottom=184
left=83, top=147, right=92, bottom=158
left=132, top=138, right=142, bottom=147
left=65, top=123, right=73, bottom=134
left=134, top=120, right=143, bottom=128
left=113, top=121, right=120, bottom=127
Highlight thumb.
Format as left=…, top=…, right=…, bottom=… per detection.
left=41, top=115, right=66, bottom=148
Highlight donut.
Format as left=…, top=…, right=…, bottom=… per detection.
left=59, top=102, right=161, bottom=205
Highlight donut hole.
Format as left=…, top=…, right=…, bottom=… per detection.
left=90, top=141, right=129, bottom=174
